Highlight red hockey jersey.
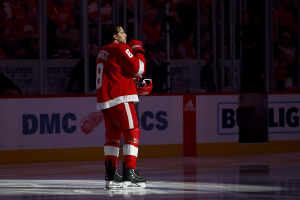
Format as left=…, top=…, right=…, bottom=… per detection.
left=96, top=43, right=145, bottom=110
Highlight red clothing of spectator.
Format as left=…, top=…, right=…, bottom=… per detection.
left=275, top=6, right=297, bottom=30
left=5, top=2, right=28, bottom=30
left=142, top=22, right=162, bottom=45
left=88, top=1, right=112, bottom=23
left=47, top=1, right=74, bottom=26
left=20, top=0, right=38, bottom=11
left=274, top=68, right=288, bottom=82
left=30, top=2, right=38, bottom=11
left=176, top=41, right=197, bottom=59
left=200, top=0, right=212, bottom=7
left=0, top=19, right=16, bottom=34
left=278, top=45, right=296, bottom=63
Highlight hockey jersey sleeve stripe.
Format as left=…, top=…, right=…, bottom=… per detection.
left=97, top=95, right=139, bottom=110
left=124, top=102, right=134, bottom=129
left=123, top=144, right=138, bottom=157
left=135, top=59, right=145, bottom=76
left=104, top=146, right=120, bottom=157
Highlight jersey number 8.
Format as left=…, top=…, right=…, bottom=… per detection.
left=125, top=49, right=133, bottom=58
left=96, top=63, right=103, bottom=89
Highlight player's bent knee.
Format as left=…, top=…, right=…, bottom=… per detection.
left=105, top=129, right=122, bottom=146
left=123, top=128, right=140, bottom=145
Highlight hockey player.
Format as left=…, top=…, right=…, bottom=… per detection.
left=96, top=24, right=146, bottom=189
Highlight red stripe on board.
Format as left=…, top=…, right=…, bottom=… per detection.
left=183, top=95, right=196, bottom=157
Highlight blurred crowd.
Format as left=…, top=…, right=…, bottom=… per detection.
left=0, top=0, right=211, bottom=60
left=236, top=0, right=298, bottom=92
left=0, top=0, right=299, bottom=93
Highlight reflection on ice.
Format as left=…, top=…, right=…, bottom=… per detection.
left=0, top=179, right=282, bottom=196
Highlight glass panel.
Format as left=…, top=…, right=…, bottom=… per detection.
left=0, top=0, right=40, bottom=95
left=169, top=0, right=199, bottom=93
left=239, top=0, right=265, bottom=92
left=272, top=0, right=299, bottom=92
left=46, top=0, right=82, bottom=94
left=200, top=0, right=215, bottom=92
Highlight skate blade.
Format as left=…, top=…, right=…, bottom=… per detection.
left=105, top=181, right=124, bottom=189
left=123, top=181, right=146, bottom=189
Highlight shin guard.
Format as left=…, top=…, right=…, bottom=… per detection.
left=123, top=128, right=140, bottom=169
left=104, top=129, right=123, bottom=168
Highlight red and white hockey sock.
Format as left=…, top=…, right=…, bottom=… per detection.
left=104, top=144, right=120, bottom=168
left=123, top=143, right=138, bottom=169
left=123, top=128, right=140, bottom=169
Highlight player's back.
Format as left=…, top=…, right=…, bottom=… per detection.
left=96, top=42, right=143, bottom=110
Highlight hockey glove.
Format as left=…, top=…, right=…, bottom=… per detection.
left=128, top=40, right=145, bottom=55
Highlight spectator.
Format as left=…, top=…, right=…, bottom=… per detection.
left=67, top=27, right=81, bottom=59
left=4, top=0, right=28, bottom=28
left=142, top=8, right=162, bottom=45
left=274, top=0, right=297, bottom=31
left=200, top=17, right=210, bottom=34
left=65, top=43, right=98, bottom=93
left=26, top=9, right=38, bottom=39
left=48, top=25, right=72, bottom=59
left=4, top=0, right=28, bottom=42
left=278, top=32, right=296, bottom=64
left=0, top=8, right=16, bottom=35
left=176, top=32, right=197, bottom=59
left=200, top=31, right=212, bottom=57
left=0, top=66, right=22, bottom=95
left=20, top=0, right=38, bottom=11
left=286, top=63, right=298, bottom=90
left=89, top=24, right=99, bottom=46
left=142, top=33, right=154, bottom=59
left=88, top=0, right=112, bottom=24
left=200, top=51, right=215, bottom=92
left=154, top=29, right=167, bottom=51
left=47, top=0, right=74, bottom=26
left=119, top=0, right=142, bottom=38
left=202, top=5, right=212, bottom=31
left=148, top=0, right=166, bottom=27
left=274, top=57, right=289, bottom=91
left=176, top=0, right=197, bottom=28
left=0, top=28, right=26, bottom=59
left=47, top=0, right=74, bottom=37
left=169, top=10, right=184, bottom=46
left=18, top=24, right=38, bottom=59
left=144, top=47, right=169, bottom=93
left=68, top=0, right=80, bottom=25
left=261, top=58, right=280, bottom=86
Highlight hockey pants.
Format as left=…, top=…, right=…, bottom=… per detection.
left=102, top=102, right=140, bottom=169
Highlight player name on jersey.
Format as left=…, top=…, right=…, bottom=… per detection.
left=98, top=50, right=109, bottom=61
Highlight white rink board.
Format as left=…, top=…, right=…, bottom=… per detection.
left=0, top=96, right=183, bottom=151
left=268, top=94, right=300, bottom=141
left=196, top=94, right=300, bottom=143
left=0, top=97, right=106, bottom=151
left=196, top=95, right=239, bottom=143
left=138, top=96, right=183, bottom=145
left=0, top=94, right=299, bottom=151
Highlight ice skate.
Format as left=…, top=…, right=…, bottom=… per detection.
left=122, top=162, right=146, bottom=189
left=105, top=161, right=124, bottom=189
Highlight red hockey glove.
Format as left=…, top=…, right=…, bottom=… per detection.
left=128, top=40, right=145, bottom=55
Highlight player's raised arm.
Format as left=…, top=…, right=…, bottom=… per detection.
left=117, top=41, right=146, bottom=76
